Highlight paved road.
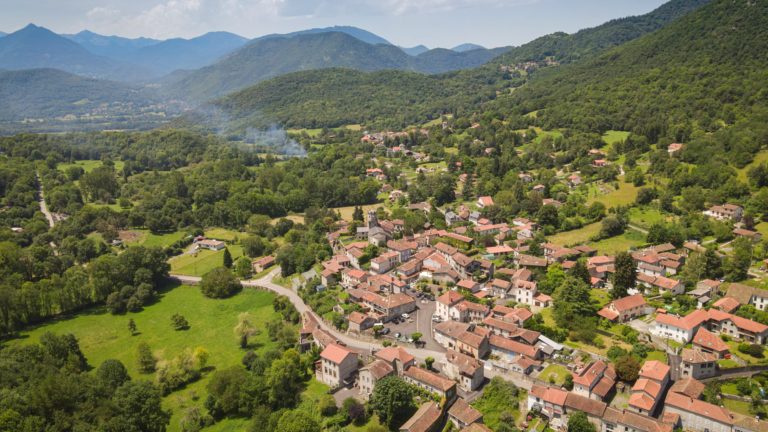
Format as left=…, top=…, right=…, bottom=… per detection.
left=626, top=318, right=677, bottom=355
left=36, top=172, right=55, bottom=228
left=171, top=269, right=450, bottom=364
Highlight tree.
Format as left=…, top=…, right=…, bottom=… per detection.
left=615, top=355, right=641, bottom=381
left=194, top=347, right=209, bottom=368
left=135, top=341, right=155, bottom=372
left=425, top=357, right=435, bottom=370
left=235, top=257, right=252, bottom=279
left=635, top=187, right=655, bottom=205
left=234, top=312, right=255, bottom=339
left=127, top=318, right=137, bottom=335
left=749, top=344, right=764, bottom=357
left=318, top=394, right=337, bottom=416
left=370, top=376, right=413, bottom=425
left=570, top=261, right=591, bottom=286
left=553, top=276, right=593, bottom=327
left=171, top=313, right=189, bottom=330
left=538, top=204, right=559, bottom=228
left=607, top=346, right=628, bottom=363
left=242, top=236, right=266, bottom=257
left=112, top=380, right=173, bottom=431
left=611, top=252, right=637, bottom=300
left=201, top=267, right=241, bottom=298
left=411, top=332, right=422, bottom=343
left=568, top=411, right=596, bottom=432
left=563, top=373, right=574, bottom=391
left=681, top=252, right=705, bottom=284
left=223, top=248, right=233, bottom=268
left=97, top=359, right=131, bottom=391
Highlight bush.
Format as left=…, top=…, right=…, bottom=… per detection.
left=318, top=395, right=337, bottom=416
left=200, top=267, right=241, bottom=298
left=738, top=343, right=751, bottom=354
left=749, top=344, right=764, bottom=357
left=720, top=334, right=731, bottom=342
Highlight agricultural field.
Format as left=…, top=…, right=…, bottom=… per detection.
left=335, top=203, right=388, bottom=221
left=588, top=176, right=643, bottom=208
left=736, top=150, right=768, bottom=183
left=589, top=230, right=647, bottom=255
left=546, top=223, right=602, bottom=246
left=602, top=131, right=631, bottom=144
left=626, top=207, right=668, bottom=229
left=170, top=244, right=245, bottom=277
left=2, top=284, right=282, bottom=432
left=271, top=215, right=305, bottom=225
left=58, top=159, right=126, bottom=173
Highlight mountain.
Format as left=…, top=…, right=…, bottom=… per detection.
left=165, top=31, right=513, bottom=103
left=62, top=30, right=160, bottom=59
left=0, top=24, right=159, bottom=82
left=169, top=67, right=508, bottom=135
left=452, top=43, right=485, bottom=52
left=400, top=45, right=430, bottom=56
left=122, top=31, right=249, bottom=74
left=490, top=0, right=713, bottom=66
left=0, top=68, right=156, bottom=121
left=253, top=26, right=391, bottom=46
left=493, top=0, right=768, bottom=135
left=0, top=32, right=6, bottom=37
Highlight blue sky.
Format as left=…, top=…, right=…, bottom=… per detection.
left=1, top=0, right=669, bottom=48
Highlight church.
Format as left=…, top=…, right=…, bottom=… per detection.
left=356, top=210, right=392, bottom=246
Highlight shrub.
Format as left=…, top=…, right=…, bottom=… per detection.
left=738, top=343, right=751, bottom=354
left=200, top=267, right=241, bottom=299
left=720, top=334, right=731, bottom=342
left=318, top=395, right=337, bottom=416
left=749, top=344, right=764, bottom=357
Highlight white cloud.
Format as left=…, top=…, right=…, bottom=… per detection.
left=86, top=7, right=122, bottom=19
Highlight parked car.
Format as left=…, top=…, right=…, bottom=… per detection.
left=402, top=313, right=410, bottom=319
left=395, top=333, right=401, bottom=338
left=381, top=328, right=391, bottom=335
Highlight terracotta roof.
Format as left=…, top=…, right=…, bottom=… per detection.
left=483, top=317, right=520, bottom=333
left=400, top=401, right=442, bottom=432
left=727, top=283, right=767, bottom=305
left=564, top=392, right=607, bottom=417
left=653, top=276, right=680, bottom=290
left=457, top=279, right=479, bottom=289
left=654, top=313, right=700, bottom=330
left=457, top=330, right=487, bottom=348
left=669, top=377, right=705, bottom=399
left=364, top=293, right=415, bottom=309
left=512, top=329, right=541, bottom=345
left=434, top=321, right=472, bottom=338
left=681, top=348, right=718, bottom=364
left=633, top=378, right=662, bottom=399
left=664, top=392, right=733, bottom=425
left=573, top=360, right=609, bottom=387
left=376, top=346, right=416, bottom=365
left=489, top=334, right=539, bottom=358
left=364, top=360, right=394, bottom=379
left=530, top=384, right=567, bottom=406
left=445, top=349, right=483, bottom=375
left=592, top=375, right=616, bottom=397
left=492, top=305, right=515, bottom=316
left=448, top=398, right=483, bottom=425
left=597, top=308, right=620, bottom=321
left=518, top=255, right=548, bottom=267
left=464, top=424, right=494, bottom=432
left=731, top=414, right=768, bottom=432
left=692, top=328, right=729, bottom=352
left=663, top=412, right=681, bottom=426
left=458, top=300, right=488, bottom=312
left=348, top=312, right=373, bottom=324
left=652, top=243, right=676, bottom=253
left=254, top=256, right=275, bottom=266
left=733, top=228, right=758, bottom=237
left=505, top=308, right=533, bottom=322
left=320, top=344, right=358, bottom=364
left=610, top=294, right=647, bottom=312
left=603, top=408, right=673, bottom=432
left=404, top=367, right=455, bottom=391
left=713, top=297, right=740, bottom=313
left=438, top=291, right=465, bottom=305
left=639, top=360, right=670, bottom=382
left=628, top=392, right=656, bottom=411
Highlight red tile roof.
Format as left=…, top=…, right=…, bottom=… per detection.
left=664, top=392, right=733, bottom=425
left=692, top=328, right=729, bottom=352
left=437, top=291, right=465, bottom=306
left=404, top=367, right=455, bottom=391
left=713, top=297, right=740, bottom=313
left=530, top=384, right=567, bottom=406
left=489, top=334, right=539, bottom=357
left=639, top=360, right=670, bottom=382
left=609, top=294, right=647, bottom=312
left=633, top=378, right=662, bottom=398
left=375, top=346, right=415, bottom=365
left=320, top=344, right=358, bottom=364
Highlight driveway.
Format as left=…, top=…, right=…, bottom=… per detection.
left=627, top=317, right=677, bottom=354
left=333, top=387, right=362, bottom=406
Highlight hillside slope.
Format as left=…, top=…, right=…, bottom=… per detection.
left=400, top=45, right=430, bottom=56
left=490, top=0, right=712, bottom=66
left=169, top=67, right=508, bottom=134
left=0, top=25, right=158, bottom=82
left=253, top=26, right=391, bottom=45
left=0, top=68, right=157, bottom=121
left=452, top=43, right=485, bottom=52
left=496, top=0, right=768, bottom=135
left=166, top=32, right=512, bottom=103
left=122, top=31, right=249, bottom=74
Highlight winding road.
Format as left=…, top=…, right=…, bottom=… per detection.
left=36, top=172, right=55, bottom=228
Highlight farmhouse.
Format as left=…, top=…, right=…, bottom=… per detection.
left=196, top=239, right=225, bottom=250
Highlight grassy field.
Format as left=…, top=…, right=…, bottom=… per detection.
left=534, top=130, right=563, bottom=145
left=590, top=289, right=611, bottom=307
left=271, top=215, right=305, bottom=226
left=539, top=363, right=569, bottom=385
left=547, top=223, right=602, bottom=246
left=286, top=128, right=323, bottom=137
left=643, top=351, right=667, bottom=364
left=2, top=284, right=281, bottom=432
left=602, top=131, right=631, bottom=144
left=141, top=230, right=187, bottom=248
left=590, top=230, right=647, bottom=255
left=423, top=115, right=453, bottom=127
left=722, top=398, right=754, bottom=417
left=170, top=245, right=245, bottom=276
left=725, top=340, right=767, bottom=364
left=565, top=338, right=634, bottom=359
left=588, top=176, right=643, bottom=208
left=336, top=203, right=387, bottom=221
left=737, top=150, right=768, bottom=183
left=59, top=159, right=126, bottom=174
left=627, top=207, right=668, bottom=229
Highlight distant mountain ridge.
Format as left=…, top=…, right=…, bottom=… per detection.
left=61, top=30, right=160, bottom=59
left=164, top=31, right=513, bottom=103
left=452, top=43, right=485, bottom=52
left=0, top=24, right=159, bottom=82
left=399, top=45, right=430, bottom=56
left=0, top=32, right=6, bottom=37
left=252, top=26, right=391, bottom=46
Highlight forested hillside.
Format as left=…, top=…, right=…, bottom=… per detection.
left=165, top=32, right=513, bottom=103
left=489, top=0, right=712, bottom=65
left=494, top=0, right=768, bottom=137
left=0, top=69, right=159, bottom=121
left=62, top=30, right=161, bottom=59
left=170, top=67, right=512, bottom=135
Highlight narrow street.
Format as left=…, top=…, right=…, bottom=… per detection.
left=36, top=172, right=55, bottom=228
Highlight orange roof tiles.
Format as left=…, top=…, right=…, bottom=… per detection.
left=320, top=344, right=358, bottom=364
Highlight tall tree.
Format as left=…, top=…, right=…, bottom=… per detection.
left=570, top=261, right=591, bottom=286
left=611, top=252, right=637, bottom=300
left=370, top=376, right=414, bottom=424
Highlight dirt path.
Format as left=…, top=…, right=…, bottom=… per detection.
left=36, top=172, right=55, bottom=228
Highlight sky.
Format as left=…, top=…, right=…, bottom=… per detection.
left=0, top=0, right=669, bottom=48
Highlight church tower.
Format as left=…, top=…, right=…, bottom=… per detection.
left=367, top=209, right=378, bottom=229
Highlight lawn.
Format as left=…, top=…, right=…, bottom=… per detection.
left=2, top=284, right=281, bottom=432
left=204, top=228, right=245, bottom=241
left=271, top=215, right=305, bottom=226
left=627, top=207, right=668, bottom=229
left=565, top=337, right=634, bottom=359
left=602, top=131, right=631, bottom=144
left=335, top=203, right=387, bottom=222
left=718, top=359, right=740, bottom=368
left=139, top=230, right=187, bottom=248
left=59, top=159, right=126, bottom=174
left=736, top=150, right=768, bottom=183
left=547, top=223, right=602, bottom=246
left=725, top=340, right=767, bottom=364
left=590, top=289, right=611, bottom=307
left=589, top=230, right=647, bottom=255
left=171, top=245, right=245, bottom=277
left=722, top=398, right=754, bottom=417
left=301, top=377, right=331, bottom=398
left=286, top=128, right=323, bottom=137
left=423, top=115, right=453, bottom=127
left=539, top=363, right=570, bottom=385
left=588, top=176, right=643, bottom=208
left=534, top=130, right=563, bottom=145
left=539, top=307, right=556, bottom=327
left=643, top=351, right=667, bottom=364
